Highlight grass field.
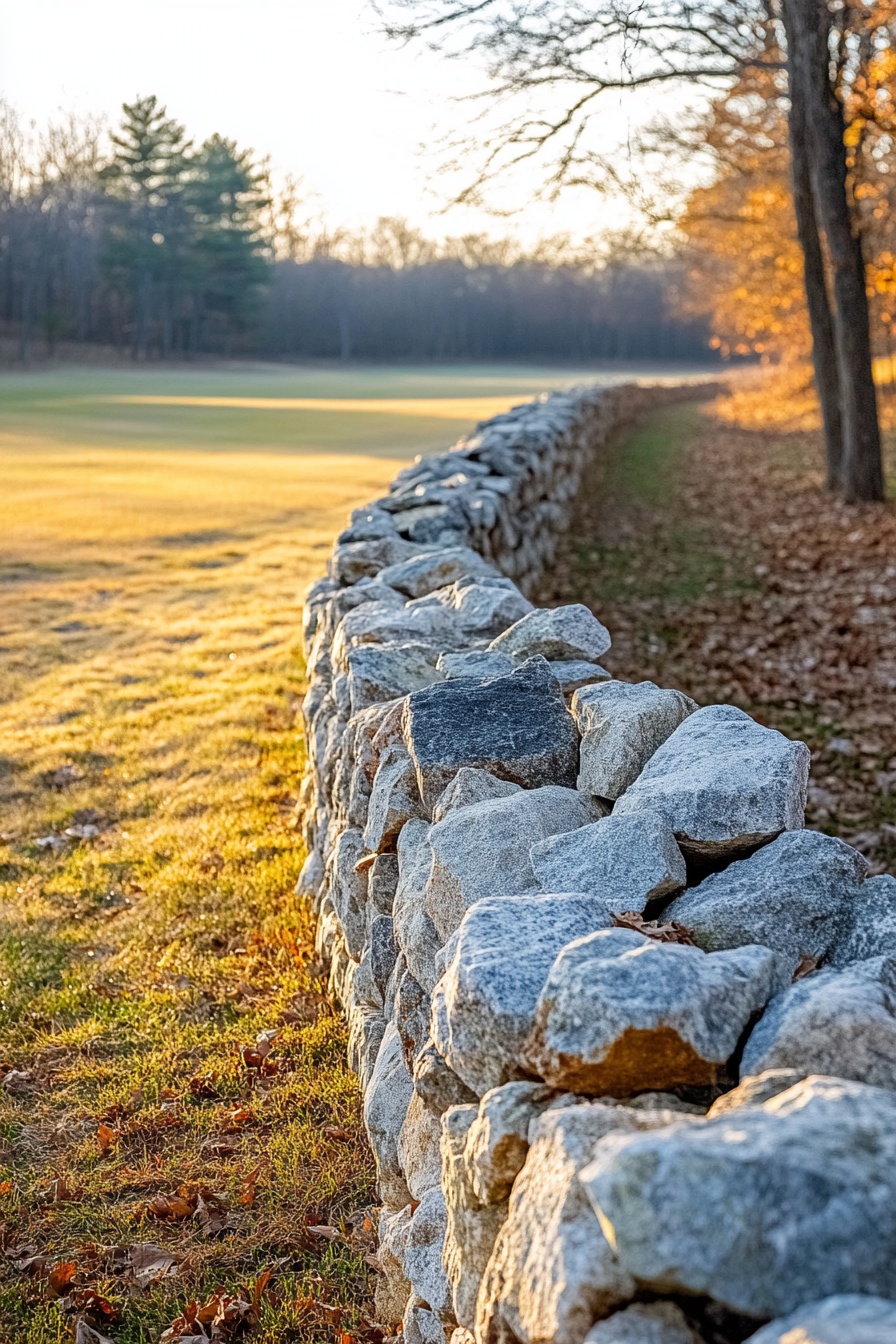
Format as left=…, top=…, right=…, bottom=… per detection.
left=0, top=359, right=640, bottom=1341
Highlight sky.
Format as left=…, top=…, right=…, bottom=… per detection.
left=0, top=0, right=664, bottom=245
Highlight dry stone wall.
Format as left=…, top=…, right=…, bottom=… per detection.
left=298, top=383, right=896, bottom=1344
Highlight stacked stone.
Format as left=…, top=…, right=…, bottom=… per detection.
left=299, top=383, right=896, bottom=1344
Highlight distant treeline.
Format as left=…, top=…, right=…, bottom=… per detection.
left=0, top=96, right=712, bottom=363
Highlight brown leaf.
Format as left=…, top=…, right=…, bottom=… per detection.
left=145, top=1189, right=198, bottom=1221
left=38, top=1174, right=83, bottom=1204
left=306, top=1223, right=342, bottom=1244
left=239, top=1029, right=278, bottom=1074
left=46, top=1260, right=77, bottom=1299
left=322, top=1125, right=353, bottom=1142
left=97, top=1124, right=119, bottom=1156
left=237, top=1166, right=264, bottom=1208
left=128, top=1242, right=179, bottom=1288
left=188, top=1074, right=220, bottom=1101
left=793, top=955, right=820, bottom=981
left=194, top=1189, right=232, bottom=1235
left=612, top=911, right=697, bottom=946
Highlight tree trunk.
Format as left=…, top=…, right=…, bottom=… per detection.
left=784, top=0, right=884, bottom=502
left=781, top=3, right=843, bottom=488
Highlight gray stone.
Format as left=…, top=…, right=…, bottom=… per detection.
left=524, top=927, right=789, bottom=1095
left=741, top=957, right=896, bottom=1090
left=412, top=576, right=533, bottom=640
left=747, top=1295, right=896, bottom=1343
left=403, top=658, right=580, bottom=812
left=369, top=852, right=400, bottom=915
left=328, top=535, right=424, bottom=585
left=708, top=1069, right=804, bottom=1117
left=572, top=680, right=697, bottom=800
left=393, top=820, right=442, bottom=993
left=531, top=811, right=686, bottom=914
left=581, top=1075, right=896, bottom=1319
left=335, top=600, right=459, bottom=668
left=550, top=661, right=612, bottom=695
left=613, top=704, right=810, bottom=859
left=377, top=1204, right=413, bottom=1324
left=441, top=1103, right=509, bottom=1330
left=465, top=1081, right=554, bottom=1204
left=438, top=650, right=515, bottom=681
left=327, top=828, right=369, bottom=959
left=398, top=1092, right=444, bottom=1200
left=396, top=971, right=432, bottom=1077
left=347, top=643, right=443, bottom=715
left=489, top=604, right=612, bottom=664
left=349, top=1004, right=387, bottom=1092
left=403, top=1187, right=452, bottom=1318
left=431, top=892, right=613, bottom=1096
left=477, top=1102, right=693, bottom=1344
left=414, top=1040, right=478, bottom=1116
left=431, top=767, right=521, bottom=824
left=665, top=830, right=869, bottom=968
left=370, top=914, right=399, bottom=996
left=379, top=546, right=497, bottom=597
left=404, top=1294, right=449, bottom=1344
left=364, top=744, right=426, bottom=853
left=831, top=874, right=896, bottom=967
left=425, top=785, right=593, bottom=940
left=364, top=1024, right=414, bottom=1209
left=585, top=1303, right=704, bottom=1344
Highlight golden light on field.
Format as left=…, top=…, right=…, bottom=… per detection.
left=101, top=393, right=527, bottom=420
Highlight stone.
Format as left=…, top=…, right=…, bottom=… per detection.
left=432, top=892, right=613, bottom=1096
left=377, top=1204, right=413, bottom=1323
left=379, top=546, right=497, bottom=597
left=572, top=681, right=697, bottom=801
left=665, top=830, right=869, bottom=969
left=402, top=658, right=580, bottom=811
left=328, top=535, right=424, bottom=585
left=549, top=661, right=612, bottom=695
left=708, top=1069, right=804, bottom=1117
left=403, top=1187, right=452, bottom=1318
left=465, top=1081, right=554, bottom=1204
left=431, top=767, right=521, bottom=824
left=364, top=744, right=426, bottom=853
left=741, top=957, right=896, bottom=1090
left=327, top=828, right=369, bottom=959
left=398, top=1092, right=444, bottom=1200
left=364, top=1024, right=414, bottom=1209
left=441, top=1103, right=509, bottom=1330
left=370, top=914, right=399, bottom=997
left=830, top=874, right=896, bottom=967
left=581, top=1075, right=896, bottom=1319
left=413, top=1040, right=478, bottom=1116
left=396, top=971, right=432, bottom=1077
left=347, top=643, right=442, bottom=715
left=530, top=811, right=686, bottom=914
left=747, top=1295, right=896, bottom=1343
left=585, top=1303, right=704, bottom=1344
left=369, top=852, right=400, bottom=915
left=392, top=820, right=443, bottom=993
left=489, top=604, right=612, bottom=664
left=477, top=1102, right=693, bottom=1344
left=438, top=650, right=515, bottom=681
left=404, top=1294, right=449, bottom=1344
left=613, top=704, right=810, bottom=859
left=424, top=785, right=593, bottom=940
left=413, top=575, right=533, bottom=639
left=524, top=927, right=789, bottom=1095
left=349, top=1004, right=387, bottom=1091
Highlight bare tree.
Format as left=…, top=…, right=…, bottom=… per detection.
left=382, top=0, right=885, bottom=500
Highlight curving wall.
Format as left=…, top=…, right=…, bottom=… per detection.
left=298, top=383, right=896, bottom=1344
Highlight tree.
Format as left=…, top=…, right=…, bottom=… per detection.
left=382, top=0, right=886, bottom=500
left=100, top=95, right=190, bottom=356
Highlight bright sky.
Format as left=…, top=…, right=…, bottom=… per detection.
left=0, top=0, right=659, bottom=244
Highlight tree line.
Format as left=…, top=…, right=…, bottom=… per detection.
left=384, top=0, right=895, bottom=501
left=0, top=96, right=710, bottom=366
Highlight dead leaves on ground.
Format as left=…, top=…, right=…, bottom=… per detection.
left=144, top=1185, right=233, bottom=1235
left=613, top=911, right=697, bottom=945
left=160, top=1270, right=271, bottom=1343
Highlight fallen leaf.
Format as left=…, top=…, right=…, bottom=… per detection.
left=322, top=1126, right=352, bottom=1142
left=64, top=823, right=101, bottom=841
left=237, top=1166, right=263, bottom=1208
left=239, top=1028, right=279, bottom=1073
left=97, top=1124, right=119, bottom=1156
left=793, top=955, right=819, bottom=981
left=46, top=1260, right=77, bottom=1299
left=38, top=1174, right=83, bottom=1204
left=36, top=834, right=69, bottom=852
left=194, top=1189, right=232, bottom=1235
left=612, top=912, right=697, bottom=945
left=188, top=1074, right=220, bottom=1101
left=145, top=1189, right=197, bottom=1221
left=1, top=1068, right=32, bottom=1092
left=305, top=1224, right=341, bottom=1243
left=128, top=1242, right=179, bottom=1288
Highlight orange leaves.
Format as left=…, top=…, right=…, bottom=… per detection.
left=160, top=1270, right=272, bottom=1342
left=97, top=1124, right=119, bottom=1157
left=143, top=1185, right=233, bottom=1235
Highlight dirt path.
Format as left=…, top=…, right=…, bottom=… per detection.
left=540, top=399, right=896, bottom=876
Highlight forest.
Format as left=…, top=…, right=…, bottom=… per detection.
left=0, top=95, right=709, bottom=364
